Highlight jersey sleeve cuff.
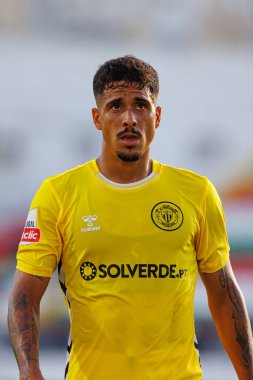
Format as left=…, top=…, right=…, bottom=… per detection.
left=16, top=262, right=54, bottom=278
left=198, top=253, right=230, bottom=273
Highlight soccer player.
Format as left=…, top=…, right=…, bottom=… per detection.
left=8, top=56, right=253, bottom=379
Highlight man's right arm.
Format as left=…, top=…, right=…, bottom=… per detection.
left=8, top=269, right=50, bottom=380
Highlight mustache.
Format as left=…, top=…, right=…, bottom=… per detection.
left=116, top=127, right=142, bottom=138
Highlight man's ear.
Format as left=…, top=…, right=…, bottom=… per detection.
left=155, top=106, right=162, bottom=129
left=92, top=108, right=102, bottom=130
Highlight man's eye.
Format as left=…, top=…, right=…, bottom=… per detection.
left=111, top=103, right=120, bottom=110
left=137, top=103, right=145, bottom=109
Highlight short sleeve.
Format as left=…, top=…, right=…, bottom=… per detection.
left=16, top=179, right=62, bottom=277
left=196, top=179, right=230, bottom=273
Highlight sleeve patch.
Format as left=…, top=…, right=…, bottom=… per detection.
left=20, top=208, right=41, bottom=245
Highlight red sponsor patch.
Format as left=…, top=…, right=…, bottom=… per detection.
left=21, top=228, right=40, bottom=243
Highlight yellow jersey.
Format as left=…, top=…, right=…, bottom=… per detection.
left=17, top=159, right=229, bottom=380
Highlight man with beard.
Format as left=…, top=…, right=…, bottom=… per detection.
left=8, top=56, right=253, bottom=380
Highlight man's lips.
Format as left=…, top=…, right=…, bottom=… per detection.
left=119, top=133, right=141, bottom=147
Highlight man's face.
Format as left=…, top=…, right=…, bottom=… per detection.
left=92, top=83, right=161, bottom=162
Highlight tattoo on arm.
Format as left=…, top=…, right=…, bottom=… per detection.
left=8, top=291, right=40, bottom=376
left=219, top=269, right=253, bottom=378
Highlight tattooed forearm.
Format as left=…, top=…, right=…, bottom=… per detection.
left=234, top=319, right=253, bottom=375
left=8, top=291, right=40, bottom=377
left=219, top=269, right=253, bottom=378
left=219, top=271, right=226, bottom=289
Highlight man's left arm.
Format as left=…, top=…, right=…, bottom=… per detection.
left=200, top=260, right=253, bottom=380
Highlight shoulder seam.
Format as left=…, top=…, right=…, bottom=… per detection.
left=45, top=181, right=64, bottom=253
left=44, top=162, right=91, bottom=183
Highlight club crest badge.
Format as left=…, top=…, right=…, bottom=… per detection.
left=151, top=202, right=183, bottom=231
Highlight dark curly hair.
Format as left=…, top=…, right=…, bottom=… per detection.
left=93, top=55, right=159, bottom=104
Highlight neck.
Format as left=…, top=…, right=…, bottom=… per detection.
left=96, top=153, right=153, bottom=184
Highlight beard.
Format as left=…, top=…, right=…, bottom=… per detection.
left=116, top=151, right=142, bottom=162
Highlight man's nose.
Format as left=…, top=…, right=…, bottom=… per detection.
left=122, top=109, right=137, bottom=127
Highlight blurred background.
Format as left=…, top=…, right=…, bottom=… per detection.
left=0, top=0, right=252, bottom=378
